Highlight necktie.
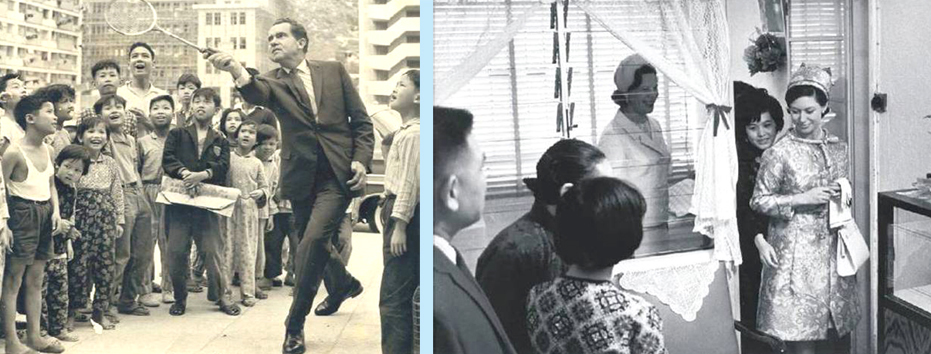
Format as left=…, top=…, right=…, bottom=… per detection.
left=291, top=68, right=318, bottom=119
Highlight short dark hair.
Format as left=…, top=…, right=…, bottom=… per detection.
left=219, top=108, right=245, bottom=136
left=272, top=18, right=309, bottom=53
left=256, top=123, right=279, bottom=145
left=434, top=106, right=474, bottom=180
left=785, top=84, right=829, bottom=109
left=55, top=144, right=92, bottom=175
left=13, top=93, right=52, bottom=130
left=150, top=94, right=175, bottom=111
left=128, top=42, right=155, bottom=60
left=191, top=87, right=220, bottom=108
left=34, top=84, right=75, bottom=104
left=735, top=83, right=785, bottom=148
left=176, top=73, right=201, bottom=89
left=90, top=59, right=121, bottom=78
left=93, top=95, right=127, bottom=116
left=403, top=70, right=420, bottom=90
left=74, top=115, right=110, bottom=144
left=0, top=72, right=23, bottom=109
left=627, top=64, right=657, bottom=92
left=555, top=177, right=646, bottom=269
left=524, top=139, right=607, bottom=205
left=233, top=120, right=258, bottom=142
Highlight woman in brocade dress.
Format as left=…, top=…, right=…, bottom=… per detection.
left=750, top=65, right=859, bottom=354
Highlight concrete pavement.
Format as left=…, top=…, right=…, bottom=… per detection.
left=3, top=231, right=385, bottom=354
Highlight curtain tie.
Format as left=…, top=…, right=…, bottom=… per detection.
left=707, top=104, right=732, bottom=137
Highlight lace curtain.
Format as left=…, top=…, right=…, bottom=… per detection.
left=435, top=0, right=741, bottom=265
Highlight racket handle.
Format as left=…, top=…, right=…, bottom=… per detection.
left=201, top=47, right=218, bottom=56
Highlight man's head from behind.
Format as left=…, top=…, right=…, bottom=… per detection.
left=434, top=106, right=486, bottom=239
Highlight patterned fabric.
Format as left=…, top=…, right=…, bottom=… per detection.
left=53, top=179, right=79, bottom=255
left=476, top=202, right=565, bottom=354
left=750, top=129, right=860, bottom=340
left=77, top=153, right=125, bottom=224
left=384, top=118, right=419, bottom=223
left=224, top=150, right=268, bottom=299
left=527, top=277, right=667, bottom=354
left=47, top=129, right=72, bottom=159
left=41, top=258, right=69, bottom=336
left=68, top=188, right=118, bottom=314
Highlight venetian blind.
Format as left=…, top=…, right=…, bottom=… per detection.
left=435, top=0, right=699, bottom=201
left=787, top=0, right=848, bottom=125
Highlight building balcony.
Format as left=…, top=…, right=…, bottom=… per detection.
left=18, top=0, right=82, bottom=18
left=364, top=43, right=419, bottom=71
left=365, top=17, right=418, bottom=46
left=0, top=13, right=81, bottom=37
left=366, top=0, right=418, bottom=21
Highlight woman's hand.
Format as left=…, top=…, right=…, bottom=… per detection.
left=755, top=234, right=779, bottom=268
left=794, top=186, right=837, bottom=206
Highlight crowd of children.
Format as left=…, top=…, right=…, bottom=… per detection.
left=0, top=56, right=421, bottom=353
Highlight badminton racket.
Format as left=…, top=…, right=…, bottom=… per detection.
left=105, top=0, right=219, bottom=57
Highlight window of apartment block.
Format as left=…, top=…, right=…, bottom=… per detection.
left=240, top=37, right=246, bottom=50
left=406, top=9, right=420, bottom=17
left=205, top=13, right=211, bottom=25
left=407, top=59, right=420, bottom=68
left=375, top=45, right=388, bottom=55
left=240, top=12, right=246, bottom=25
left=375, top=70, right=389, bottom=81
left=406, top=35, right=419, bottom=43
left=231, top=37, right=238, bottom=49
left=374, top=21, right=387, bottom=30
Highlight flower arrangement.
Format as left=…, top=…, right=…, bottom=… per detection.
left=743, top=31, right=786, bottom=76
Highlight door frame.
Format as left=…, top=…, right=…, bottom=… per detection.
left=868, top=0, right=882, bottom=352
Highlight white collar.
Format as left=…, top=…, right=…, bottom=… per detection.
left=434, top=235, right=457, bottom=265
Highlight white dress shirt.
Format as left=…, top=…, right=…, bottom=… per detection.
left=434, top=235, right=457, bottom=265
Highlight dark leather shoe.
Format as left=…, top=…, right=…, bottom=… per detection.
left=313, top=279, right=363, bottom=316
left=282, top=331, right=305, bottom=354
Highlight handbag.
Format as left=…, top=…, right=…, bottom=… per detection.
left=836, top=221, right=869, bottom=277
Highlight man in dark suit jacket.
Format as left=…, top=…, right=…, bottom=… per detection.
left=434, top=107, right=516, bottom=354
left=207, top=18, right=373, bottom=354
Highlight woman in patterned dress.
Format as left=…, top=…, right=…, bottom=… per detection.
left=224, top=120, right=268, bottom=307
left=526, top=177, right=666, bottom=354
left=751, top=65, right=859, bottom=354
left=67, top=116, right=125, bottom=330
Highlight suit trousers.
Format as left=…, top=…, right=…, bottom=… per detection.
left=379, top=197, right=420, bottom=354
left=165, top=205, right=227, bottom=305
left=285, top=153, right=354, bottom=333
left=118, top=186, right=154, bottom=307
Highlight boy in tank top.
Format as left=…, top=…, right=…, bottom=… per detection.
left=1, top=92, right=64, bottom=353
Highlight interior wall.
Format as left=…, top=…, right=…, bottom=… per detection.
left=727, top=0, right=789, bottom=116
left=850, top=1, right=871, bottom=353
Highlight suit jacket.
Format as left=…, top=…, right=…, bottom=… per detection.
left=237, top=60, right=373, bottom=201
left=162, top=124, right=230, bottom=186
left=434, top=247, right=516, bottom=354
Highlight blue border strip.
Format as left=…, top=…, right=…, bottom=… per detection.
left=419, top=0, right=433, bottom=351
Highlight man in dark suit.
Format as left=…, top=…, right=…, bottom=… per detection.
left=206, top=18, right=373, bottom=354
left=434, top=107, right=516, bottom=354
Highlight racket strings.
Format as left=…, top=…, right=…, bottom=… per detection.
left=105, top=0, right=156, bottom=36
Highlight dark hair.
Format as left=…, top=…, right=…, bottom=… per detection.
left=0, top=72, right=23, bottom=109
left=524, top=139, right=607, bottom=205
left=256, top=123, right=279, bottom=145
left=176, top=73, right=201, bottom=89
left=55, top=144, right=92, bottom=175
left=555, top=177, right=646, bottom=269
left=785, top=85, right=829, bottom=110
left=191, top=87, right=221, bottom=108
left=434, top=106, right=474, bottom=179
left=611, top=64, right=657, bottom=107
left=627, top=64, right=657, bottom=92
left=272, top=18, right=309, bottom=53
left=150, top=94, right=175, bottom=111
left=34, top=84, right=75, bottom=104
left=233, top=120, right=258, bottom=142
left=90, top=59, right=121, bottom=78
left=219, top=108, right=245, bottom=136
left=128, top=42, right=155, bottom=60
left=74, top=115, right=110, bottom=145
left=403, top=70, right=420, bottom=90
left=13, top=93, right=52, bottom=130
left=93, top=95, right=127, bottom=116
left=734, top=83, right=785, bottom=148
